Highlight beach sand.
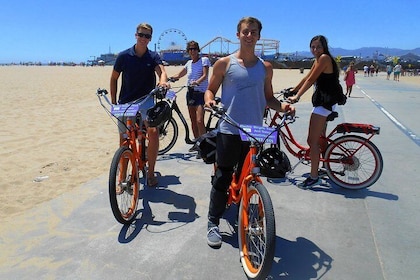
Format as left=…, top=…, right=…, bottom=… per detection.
left=0, top=65, right=418, bottom=220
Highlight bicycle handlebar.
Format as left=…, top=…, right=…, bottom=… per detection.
left=96, top=86, right=168, bottom=106
left=205, top=104, right=277, bottom=145
left=274, top=87, right=297, bottom=103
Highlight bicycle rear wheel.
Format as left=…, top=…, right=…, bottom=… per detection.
left=238, top=181, right=276, bottom=280
left=109, top=146, right=140, bottom=224
left=324, top=135, right=383, bottom=189
left=158, top=117, right=178, bottom=155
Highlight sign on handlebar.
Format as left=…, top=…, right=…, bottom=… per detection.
left=165, top=90, right=176, bottom=101
left=239, top=125, right=278, bottom=144
left=111, top=104, right=140, bottom=117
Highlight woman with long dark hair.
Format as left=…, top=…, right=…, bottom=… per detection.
left=288, top=35, right=342, bottom=189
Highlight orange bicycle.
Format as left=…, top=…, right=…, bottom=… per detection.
left=205, top=104, right=276, bottom=280
left=96, top=86, right=169, bottom=224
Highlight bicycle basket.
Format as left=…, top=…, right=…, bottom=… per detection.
left=258, top=147, right=291, bottom=178
left=196, top=130, right=217, bottom=164
left=146, top=101, right=172, bottom=127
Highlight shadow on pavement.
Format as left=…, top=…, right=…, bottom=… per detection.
left=270, top=236, right=333, bottom=279
left=117, top=174, right=199, bottom=243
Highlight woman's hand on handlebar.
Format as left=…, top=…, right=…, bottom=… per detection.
left=168, top=77, right=178, bottom=83
left=288, top=95, right=300, bottom=104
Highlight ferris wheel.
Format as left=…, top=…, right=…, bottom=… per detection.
left=157, top=28, right=188, bottom=52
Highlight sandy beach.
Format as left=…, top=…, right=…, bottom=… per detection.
left=0, top=65, right=418, bottom=221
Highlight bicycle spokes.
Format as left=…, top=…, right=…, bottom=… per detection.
left=109, top=147, right=140, bottom=224
left=239, top=182, right=275, bottom=279
left=243, top=196, right=266, bottom=268
left=325, top=136, right=383, bottom=189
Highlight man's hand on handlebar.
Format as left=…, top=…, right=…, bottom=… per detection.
left=283, top=103, right=296, bottom=117
left=168, top=77, right=179, bottom=83
left=204, top=96, right=221, bottom=109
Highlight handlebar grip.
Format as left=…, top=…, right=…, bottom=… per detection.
left=155, top=86, right=167, bottom=99
left=282, top=87, right=296, bottom=98
left=97, top=88, right=108, bottom=95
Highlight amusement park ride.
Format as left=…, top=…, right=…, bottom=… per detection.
left=94, top=28, right=280, bottom=66
left=156, top=28, right=280, bottom=65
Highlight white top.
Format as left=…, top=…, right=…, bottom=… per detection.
left=184, top=57, right=210, bottom=92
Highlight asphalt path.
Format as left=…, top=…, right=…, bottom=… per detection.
left=1, top=72, right=419, bottom=279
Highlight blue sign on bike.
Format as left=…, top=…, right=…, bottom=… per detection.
left=239, top=125, right=278, bottom=144
left=111, top=104, right=140, bottom=117
left=165, top=90, right=176, bottom=101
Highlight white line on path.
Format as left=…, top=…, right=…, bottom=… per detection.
left=359, top=88, right=420, bottom=147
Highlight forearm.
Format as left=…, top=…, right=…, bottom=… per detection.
left=266, top=96, right=284, bottom=112
left=110, top=79, right=118, bottom=104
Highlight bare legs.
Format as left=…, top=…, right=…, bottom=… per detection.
left=307, top=113, right=327, bottom=179
left=346, top=85, right=353, bottom=97
left=146, top=127, right=159, bottom=179
left=188, top=105, right=206, bottom=139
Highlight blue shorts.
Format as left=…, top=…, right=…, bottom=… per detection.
left=186, top=87, right=205, bottom=106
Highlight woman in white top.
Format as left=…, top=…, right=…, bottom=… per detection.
left=171, top=41, right=210, bottom=139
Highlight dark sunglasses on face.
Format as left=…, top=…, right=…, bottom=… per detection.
left=188, top=48, right=198, bottom=51
left=137, top=32, right=152, bottom=39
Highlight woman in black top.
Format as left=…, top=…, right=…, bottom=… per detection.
left=288, top=35, right=341, bottom=189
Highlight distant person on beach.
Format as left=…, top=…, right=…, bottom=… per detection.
left=344, top=62, right=356, bottom=97
left=110, top=22, right=169, bottom=187
left=386, top=64, right=392, bottom=80
left=288, top=35, right=342, bottom=189
left=170, top=40, right=210, bottom=143
left=393, top=63, right=402, bottom=81
left=204, top=16, right=295, bottom=247
left=363, top=65, right=369, bottom=76
left=369, top=64, right=375, bottom=76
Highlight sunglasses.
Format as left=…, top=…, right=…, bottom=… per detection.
left=137, top=32, right=152, bottom=39
left=188, top=47, right=198, bottom=51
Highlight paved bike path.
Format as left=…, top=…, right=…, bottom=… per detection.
left=1, top=74, right=419, bottom=279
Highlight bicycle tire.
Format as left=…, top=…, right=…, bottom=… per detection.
left=109, top=146, right=140, bottom=224
left=238, top=181, right=276, bottom=280
left=158, top=117, right=178, bottom=155
left=324, top=135, right=383, bottom=189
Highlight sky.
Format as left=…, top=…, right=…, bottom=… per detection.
left=1, top=0, right=419, bottom=63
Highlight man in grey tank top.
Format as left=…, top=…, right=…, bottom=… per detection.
left=204, top=16, right=295, bottom=248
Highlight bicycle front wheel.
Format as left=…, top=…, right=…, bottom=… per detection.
left=324, top=135, right=383, bottom=189
left=158, top=117, right=178, bottom=155
left=238, top=181, right=276, bottom=280
left=109, top=146, right=140, bottom=224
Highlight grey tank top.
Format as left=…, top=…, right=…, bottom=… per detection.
left=219, top=54, right=267, bottom=135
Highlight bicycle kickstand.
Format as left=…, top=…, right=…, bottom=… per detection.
left=289, top=158, right=306, bottom=174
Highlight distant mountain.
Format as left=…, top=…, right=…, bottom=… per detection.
left=297, top=47, right=420, bottom=59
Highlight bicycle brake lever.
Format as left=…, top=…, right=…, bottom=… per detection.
left=96, top=88, right=108, bottom=96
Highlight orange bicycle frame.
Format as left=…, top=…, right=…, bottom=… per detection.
left=227, top=144, right=263, bottom=206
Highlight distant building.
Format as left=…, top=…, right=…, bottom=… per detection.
left=97, top=53, right=117, bottom=65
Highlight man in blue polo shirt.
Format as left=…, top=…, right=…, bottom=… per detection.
left=110, top=22, right=169, bottom=187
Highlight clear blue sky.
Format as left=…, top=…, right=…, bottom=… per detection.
left=1, top=0, right=418, bottom=63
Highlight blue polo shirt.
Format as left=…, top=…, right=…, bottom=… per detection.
left=114, top=45, right=162, bottom=104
